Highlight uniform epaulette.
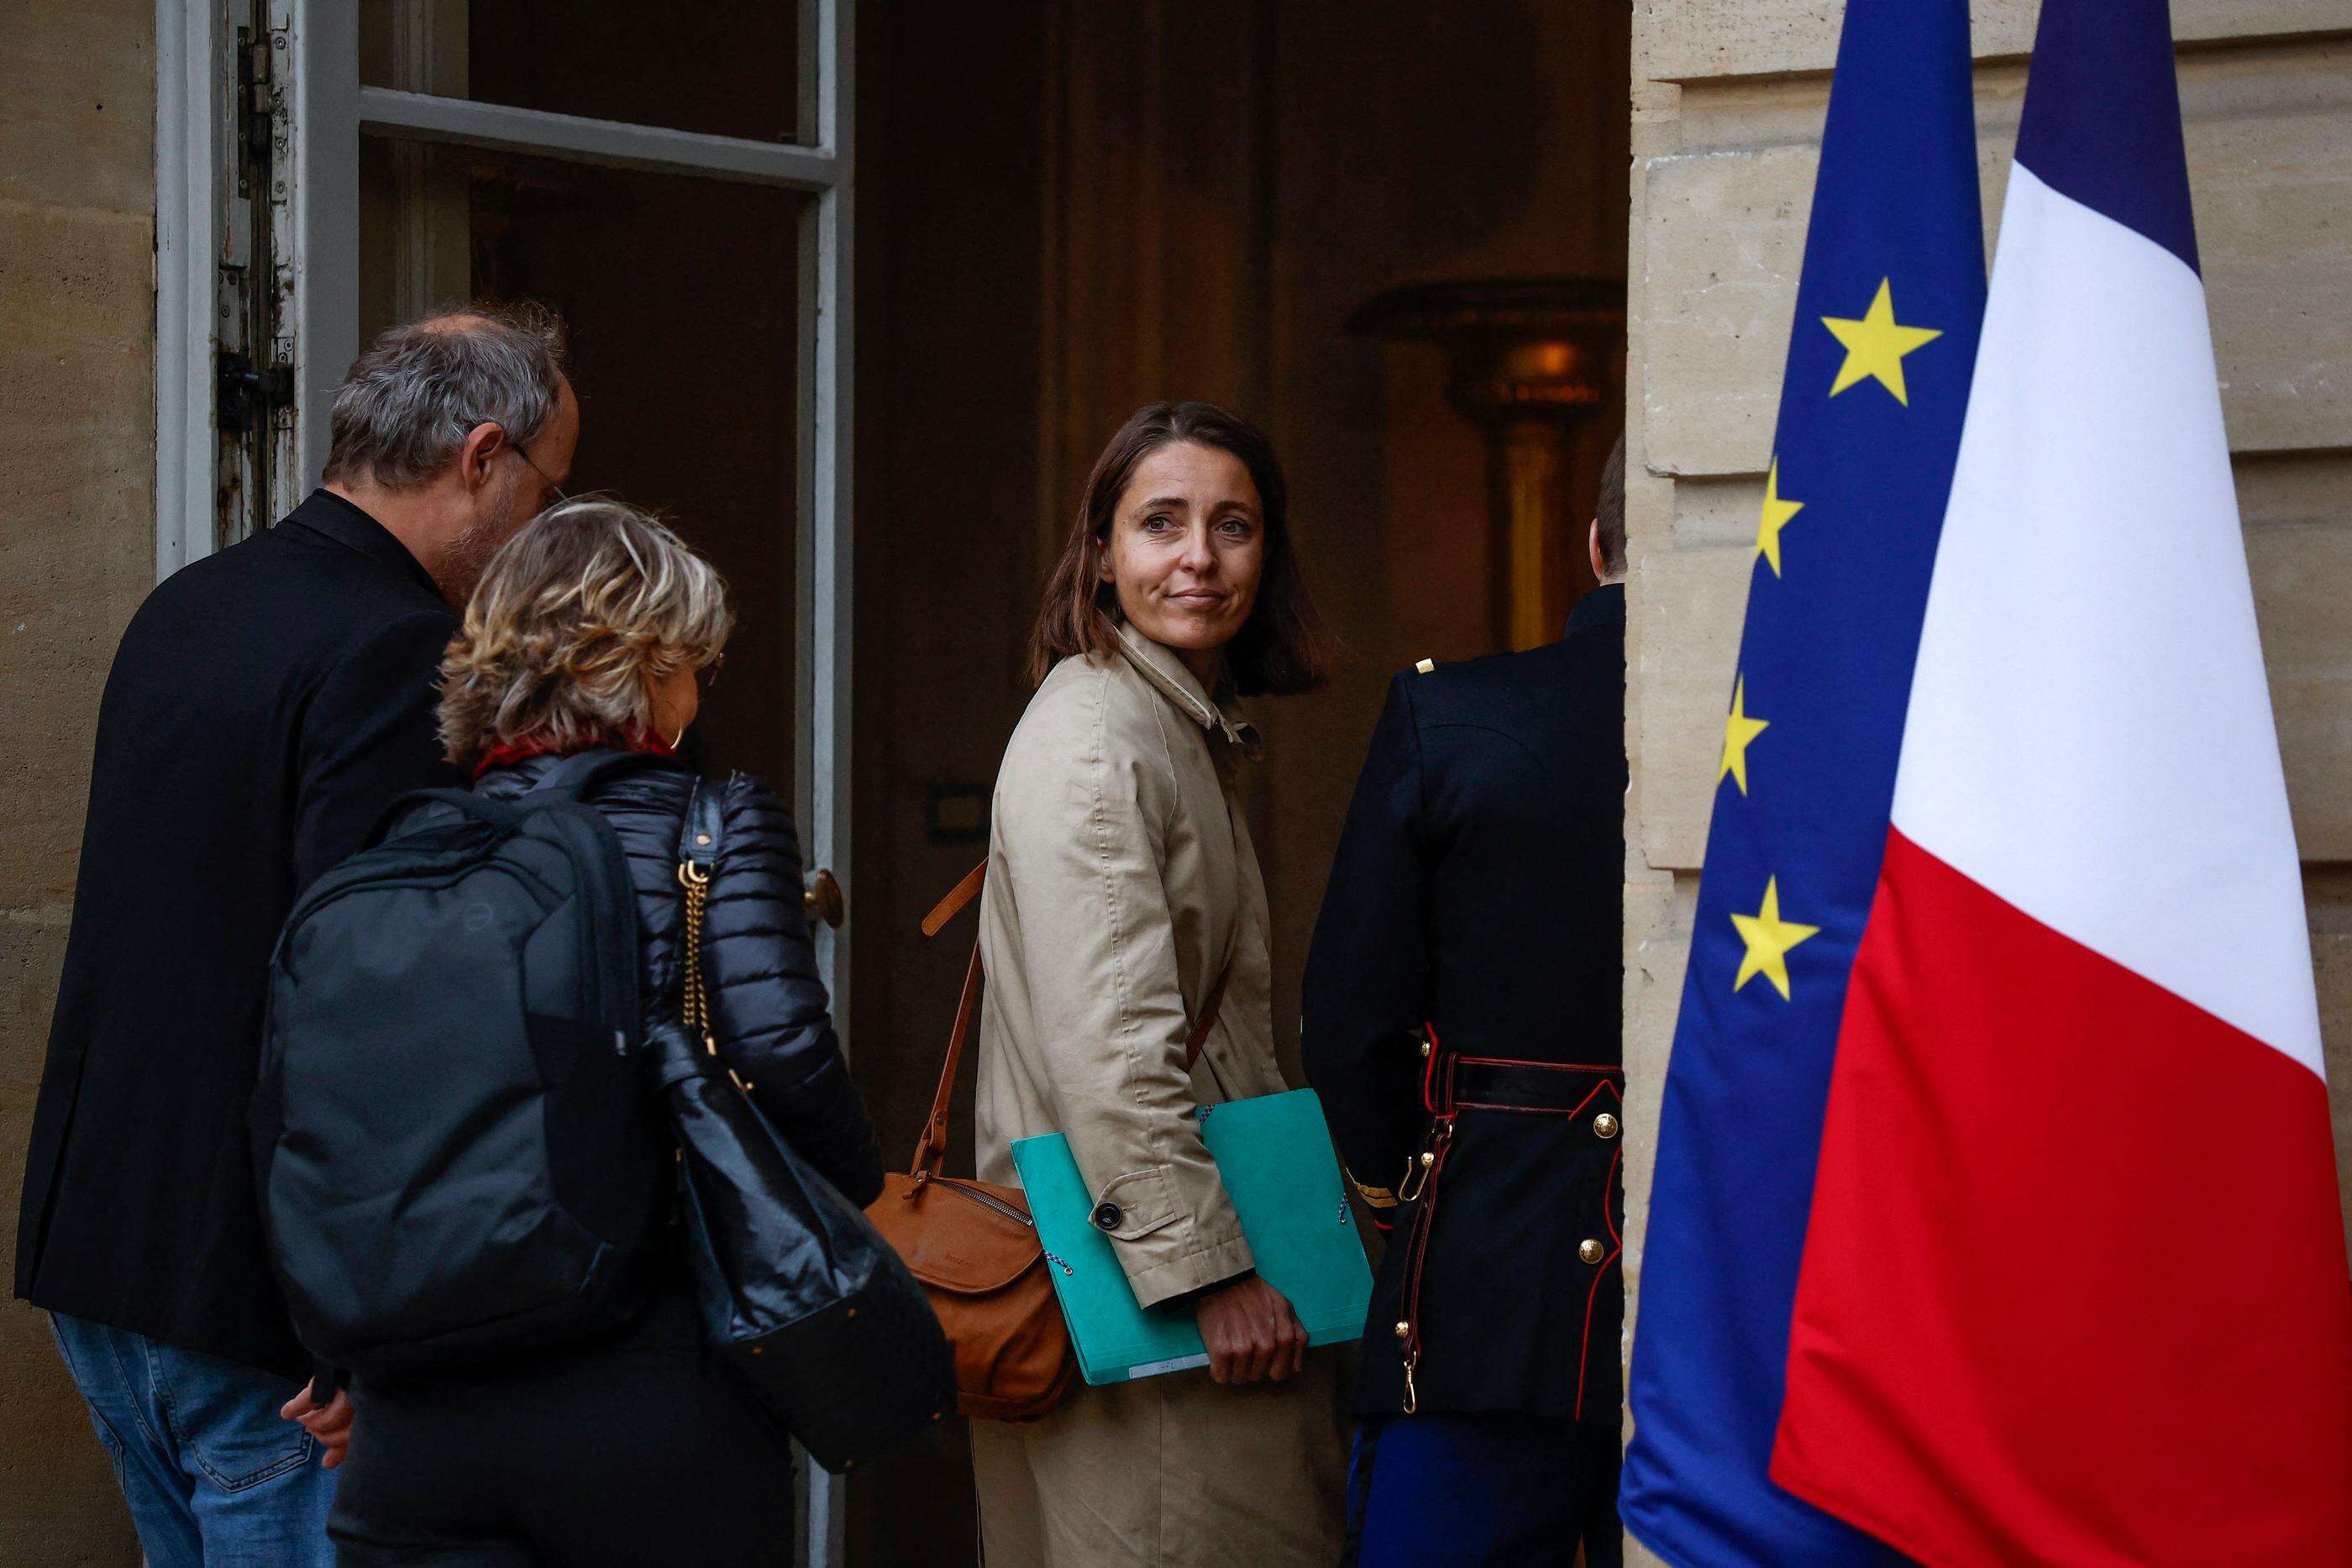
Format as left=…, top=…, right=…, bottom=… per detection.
left=1347, top=1167, right=1399, bottom=1209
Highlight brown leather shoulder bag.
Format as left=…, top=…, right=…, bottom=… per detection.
left=864, top=863, right=1227, bottom=1422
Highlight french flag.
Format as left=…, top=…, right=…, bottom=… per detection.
left=1626, top=1, right=2352, bottom=1563
left=1772, top=0, right=2352, bottom=1561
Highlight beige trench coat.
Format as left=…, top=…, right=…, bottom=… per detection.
left=969, top=623, right=1346, bottom=1568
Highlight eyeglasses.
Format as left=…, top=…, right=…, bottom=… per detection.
left=507, top=441, right=568, bottom=505
left=470, top=418, right=567, bottom=505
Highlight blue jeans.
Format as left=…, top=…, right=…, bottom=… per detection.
left=47, top=1314, right=338, bottom=1568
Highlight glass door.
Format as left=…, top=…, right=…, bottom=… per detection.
left=281, top=2, right=856, bottom=1560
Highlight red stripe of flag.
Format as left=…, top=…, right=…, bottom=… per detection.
left=1773, top=827, right=2352, bottom=1566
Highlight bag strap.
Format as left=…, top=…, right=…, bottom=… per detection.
left=921, top=860, right=986, bottom=937
left=675, top=779, right=727, bottom=1043
left=909, top=863, right=1232, bottom=1179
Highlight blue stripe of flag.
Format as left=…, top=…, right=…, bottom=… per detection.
left=1620, top=0, right=1987, bottom=1561
left=2014, top=0, right=2200, bottom=274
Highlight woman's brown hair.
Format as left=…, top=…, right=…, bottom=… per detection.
left=1026, top=401, right=1329, bottom=695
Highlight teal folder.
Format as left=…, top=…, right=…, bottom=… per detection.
left=1009, top=1088, right=1373, bottom=1385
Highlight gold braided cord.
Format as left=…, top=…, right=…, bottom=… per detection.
left=677, top=862, right=713, bottom=1047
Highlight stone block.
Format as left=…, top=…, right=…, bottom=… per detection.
left=1635, top=0, right=2347, bottom=85
left=0, top=912, right=129, bottom=1563
left=2308, top=871, right=2352, bottom=1263
left=0, top=0, right=153, bottom=215
left=1618, top=863, right=1695, bottom=1568
left=1638, top=45, right=2352, bottom=477
left=2243, top=454, right=2352, bottom=863
left=0, top=200, right=155, bottom=900
left=1628, top=534, right=1750, bottom=873
left=1620, top=868, right=1696, bottom=1299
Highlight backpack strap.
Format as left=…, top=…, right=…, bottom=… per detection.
left=366, top=786, right=523, bottom=846
left=367, top=750, right=673, bottom=846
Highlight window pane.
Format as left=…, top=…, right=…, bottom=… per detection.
left=360, top=1, right=806, bottom=145
left=358, top=136, right=806, bottom=790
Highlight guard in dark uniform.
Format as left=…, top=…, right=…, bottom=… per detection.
left=1305, top=438, right=1629, bottom=1567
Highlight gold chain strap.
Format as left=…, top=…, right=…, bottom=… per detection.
left=679, top=855, right=754, bottom=1093
left=676, top=861, right=715, bottom=1051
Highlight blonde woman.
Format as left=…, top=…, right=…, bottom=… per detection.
left=969, top=403, right=1347, bottom=1566
left=326, top=499, right=881, bottom=1568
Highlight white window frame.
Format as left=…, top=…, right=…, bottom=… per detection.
left=155, top=5, right=858, bottom=1561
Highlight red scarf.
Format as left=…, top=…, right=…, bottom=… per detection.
left=472, top=729, right=675, bottom=781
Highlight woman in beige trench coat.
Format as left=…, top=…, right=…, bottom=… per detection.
left=969, top=402, right=1348, bottom=1567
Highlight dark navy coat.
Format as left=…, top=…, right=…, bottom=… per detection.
left=1303, top=584, right=1626, bottom=1422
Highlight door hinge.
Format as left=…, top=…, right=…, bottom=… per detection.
left=239, top=30, right=277, bottom=155
left=217, top=350, right=294, bottom=436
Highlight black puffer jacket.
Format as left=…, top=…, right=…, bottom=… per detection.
left=467, top=753, right=884, bottom=1208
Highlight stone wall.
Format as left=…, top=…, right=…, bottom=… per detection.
left=0, top=3, right=156, bottom=1562
left=1621, top=3, right=2352, bottom=1560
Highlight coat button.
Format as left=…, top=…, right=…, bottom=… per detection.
left=1092, top=1203, right=1122, bottom=1230
left=1578, top=1238, right=1605, bottom=1265
left=1393, top=1320, right=1411, bottom=1340
left=1593, top=1112, right=1620, bottom=1141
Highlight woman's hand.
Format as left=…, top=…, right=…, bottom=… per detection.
left=1194, top=1276, right=1308, bottom=1386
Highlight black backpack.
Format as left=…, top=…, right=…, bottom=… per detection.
left=251, top=751, right=674, bottom=1374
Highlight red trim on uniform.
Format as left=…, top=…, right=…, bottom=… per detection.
left=1452, top=1055, right=1624, bottom=1075
left=1399, top=1038, right=1625, bottom=1411
left=1572, top=1142, right=1626, bottom=1422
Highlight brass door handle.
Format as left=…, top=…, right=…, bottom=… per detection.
left=803, top=868, right=845, bottom=929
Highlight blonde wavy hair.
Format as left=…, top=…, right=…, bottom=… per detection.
left=438, top=497, right=732, bottom=768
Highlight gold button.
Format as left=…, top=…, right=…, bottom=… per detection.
left=1393, top=1320, right=1411, bottom=1340
left=1419, top=1038, right=1432, bottom=1059
left=1419, top=1151, right=1436, bottom=1167
left=1578, top=1238, right=1605, bottom=1265
left=1593, top=1113, right=1620, bottom=1141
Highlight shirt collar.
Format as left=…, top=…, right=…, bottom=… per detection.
left=282, top=489, right=445, bottom=601
left=1113, top=621, right=1263, bottom=757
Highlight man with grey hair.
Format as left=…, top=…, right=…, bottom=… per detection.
left=16, top=305, right=577, bottom=1567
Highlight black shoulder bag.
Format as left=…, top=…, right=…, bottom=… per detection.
left=653, top=779, right=955, bottom=1473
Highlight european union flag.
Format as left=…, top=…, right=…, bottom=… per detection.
left=1620, top=2, right=1987, bottom=1562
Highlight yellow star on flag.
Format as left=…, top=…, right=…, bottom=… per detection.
left=1730, top=877, right=1820, bottom=1000
left=1719, top=677, right=1769, bottom=795
left=1755, top=459, right=1803, bottom=576
left=1821, top=278, right=1943, bottom=404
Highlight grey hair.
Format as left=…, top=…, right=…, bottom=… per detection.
left=437, top=497, right=732, bottom=767
left=322, top=302, right=568, bottom=490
